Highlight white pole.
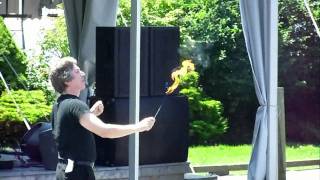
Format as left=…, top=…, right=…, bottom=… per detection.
left=18, top=0, right=23, bottom=14
left=267, top=0, right=278, bottom=179
left=19, top=0, right=25, bottom=49
left=129, top=0, right=141, bottom=179
left=0, top=71, right=31, bottom=130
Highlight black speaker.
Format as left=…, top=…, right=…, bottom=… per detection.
left=39, top=129, right=58, bottom=170
left=96, top=27, right=149, bottom=99
left=21, top=122, right=51, bottom=162
left=96, top=27, right=180, bottom=99
left=149, top=27, right=180, bottom=96
left=95, top=96, right=189, bottom=166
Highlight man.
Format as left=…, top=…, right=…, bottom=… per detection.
left=49, top=57, right=155, bottom=180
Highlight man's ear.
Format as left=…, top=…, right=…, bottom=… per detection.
left=64, top=81, right=71, bottom=89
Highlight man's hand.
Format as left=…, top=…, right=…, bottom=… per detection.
left=137, top=117, right=156, bottom=132
left=90, top=100, right=104, bottom=116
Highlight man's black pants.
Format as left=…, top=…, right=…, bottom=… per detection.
left=56, top=162, right=95, bottom=180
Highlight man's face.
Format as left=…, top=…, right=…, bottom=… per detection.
left=66, top=64, right=86, bottom=91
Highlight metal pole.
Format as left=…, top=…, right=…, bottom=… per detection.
left=267, top=0, right=278, bottom=179
left=129, top=0, right=140, bottom=179
left=278, top=87, right=286, bottom=180
left=19, top=0, right=25, bottom=49
left=5, top=0, right=8, bottom=15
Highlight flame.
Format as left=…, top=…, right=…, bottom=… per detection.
left=166, top=60, right=195, bottom=94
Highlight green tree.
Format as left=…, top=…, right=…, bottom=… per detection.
left=279, top=0, right=320, bottom=89
left=40, top=15, right=70, bottom=59
left=0, top=17, right=27, bottom=92
left=27, top=11, right=70, bottom=104
left=278, top=0, right=319, bottom=143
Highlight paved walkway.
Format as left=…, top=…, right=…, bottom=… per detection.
left=218, top=169, right=320, bottom=180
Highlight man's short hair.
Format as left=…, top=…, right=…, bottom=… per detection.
left=49, top=57, right=77, bottom=93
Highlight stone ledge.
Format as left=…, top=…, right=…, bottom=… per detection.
left=0, top=162, right=189, bottom=180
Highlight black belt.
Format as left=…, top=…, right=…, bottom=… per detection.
left=58, top=158, right=94, bottom=168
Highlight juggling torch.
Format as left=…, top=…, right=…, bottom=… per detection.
left=154, top=60, right=195, bottom=118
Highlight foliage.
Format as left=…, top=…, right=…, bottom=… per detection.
left=26, top=11, right=69, bottom=104
left=279, top=0, right=320, bottom=90
left=118, top=0, right=244, bottom=59
left=0, top=90, right=51, bottom=123
left=26, top=56, right=56, bottom=104
left=118, top=0, right=255, bottom=143
left=0, top=17, right=28, bottom=92
left=0, top=90, right=52, bottom=145
left=40, top=15, right=70, bottom=59
left=278, top=0, right=320, bottom=143
left=179, top=70, right=228, bottom=144
left=118, top=0, right=320, bottom=144
left=0, top=121, right=27, bottom=146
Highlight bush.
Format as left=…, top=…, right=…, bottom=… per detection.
left=0, top=90, right=52, bottom=145
left=179, top=69, right=228, bottom=145
left=0, top=90, right=51, bottom=123
left=0, top=17, right=27, bottom=92
left=25, top=11, right=69, bottom=105
left=26, top=56, right=56, bottom=104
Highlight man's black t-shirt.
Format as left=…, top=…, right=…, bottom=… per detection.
left=52, top=94, right=96, bottom=162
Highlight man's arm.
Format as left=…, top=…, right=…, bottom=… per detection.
left=79, top=113, right=155, bottom=139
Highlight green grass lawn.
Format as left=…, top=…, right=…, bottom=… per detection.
left=188, top=144, right=320, bottom=165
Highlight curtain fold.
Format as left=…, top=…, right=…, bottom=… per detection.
left=239, top=0, right=278, bottom=179
left=63, top=0, right=119, bottom=85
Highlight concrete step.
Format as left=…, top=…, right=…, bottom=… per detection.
left=184, top=173, right=217, bottom=180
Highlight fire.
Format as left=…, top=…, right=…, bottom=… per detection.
left=166, top=60, right=195, bottom=94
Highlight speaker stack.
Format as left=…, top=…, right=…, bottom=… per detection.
left=95, top=27, right=189, bottom=166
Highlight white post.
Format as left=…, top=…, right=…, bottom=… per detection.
left=278, top=87, right=286, bottom=180
left=129, top=0, right=141, bottom=180
left=19, top=0, right=25, bottom=49
left=267, top=0, right=278, bottom=179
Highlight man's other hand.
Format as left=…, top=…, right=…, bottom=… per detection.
left=90, top=100, right=104, bottom=116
